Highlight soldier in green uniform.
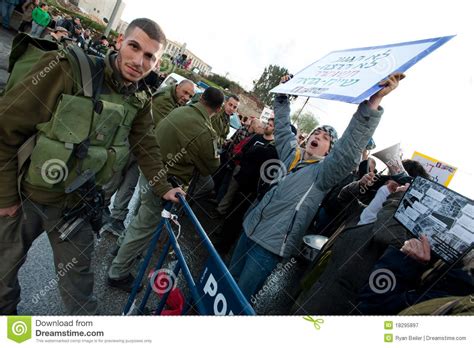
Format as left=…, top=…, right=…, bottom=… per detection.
left=152, top=80, right=195, bottom=124
left=193, top=94, right=240, bottom=200
left=211, top=94, right=240, bottom=148
left=101, top=79, right=195, bottom=237
left=107, top=87, right=224, bottom=291
left=0, top=18, right=184, bottom=315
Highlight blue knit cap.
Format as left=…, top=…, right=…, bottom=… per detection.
left=311, top=125, right=339, bottom=151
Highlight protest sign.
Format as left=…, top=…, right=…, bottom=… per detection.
left=197, top=257, right=254, bottom=315
left=270, top=36, right=454, bottom=103
left=412, top=151, right=457, bottom=187
left=260, top=107, right=274, bottom=123
left=394, top=176, right=473, bottom=264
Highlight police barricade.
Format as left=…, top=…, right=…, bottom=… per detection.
left=122, top=194, right=255, bottom=315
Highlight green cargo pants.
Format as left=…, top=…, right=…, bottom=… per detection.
left=108, top=174, right=166, bottom=280
left=0, top=199, right=97, bottom=314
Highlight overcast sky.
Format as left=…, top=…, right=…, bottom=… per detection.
left=122, top=0, right=473, bottom=198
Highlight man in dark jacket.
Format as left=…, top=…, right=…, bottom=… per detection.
left=293, top=160, right=430, bottom=314
left=358, top=236, right=474, bottom=315
left=214, top=118, right=278, bottom=255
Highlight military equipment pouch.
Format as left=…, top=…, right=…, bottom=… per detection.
left=25, top=134, right=74, bottom=189
left=96, top=145, right=130, bottom=185
left=25, top=93, right=133, bottom=190
left=44, top=94, right=93, bottom=143
left=89, top=100, right=126, bottom=147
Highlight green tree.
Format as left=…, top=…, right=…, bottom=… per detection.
left=252, top=65, right=288, bottom=106
left=291, top=110, right=319, bottom=134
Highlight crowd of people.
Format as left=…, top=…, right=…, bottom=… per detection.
left=0, top=12, right=472, bottom=316
left=1, top=1, right=120, bottom=57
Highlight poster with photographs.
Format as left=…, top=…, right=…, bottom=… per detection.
left=394, top=176, right=474, bottom=263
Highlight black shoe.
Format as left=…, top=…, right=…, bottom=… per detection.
left=107, top=274, right=143, bottom=293
left=102, top=219, right=125, bottom=237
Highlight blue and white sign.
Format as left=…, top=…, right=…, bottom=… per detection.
left=197, top=257, right=255, bottom=315
left=270, top=36, right=455, bottom=103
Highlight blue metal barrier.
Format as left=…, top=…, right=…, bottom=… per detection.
left=122, top=194, right=255, bottom=315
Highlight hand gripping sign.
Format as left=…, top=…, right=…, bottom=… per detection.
left=271, top=36, right=454, bottom=103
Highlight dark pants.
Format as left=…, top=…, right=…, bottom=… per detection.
left=214, top=190, right=255, bottom=256
left=0, top=200, right=97, bottom=314
left=18, top=20, right=32, bottom=32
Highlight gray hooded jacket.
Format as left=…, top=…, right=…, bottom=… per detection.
left=242, top=95, right=384, bottom=258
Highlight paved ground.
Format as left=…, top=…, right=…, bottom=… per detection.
left=0, top=27, right=306, bottom=315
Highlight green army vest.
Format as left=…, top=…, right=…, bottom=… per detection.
left=13, top=39, right=148, bottom=192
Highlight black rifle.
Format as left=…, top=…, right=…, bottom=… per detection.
left=57, top=169, right=105, bottom=241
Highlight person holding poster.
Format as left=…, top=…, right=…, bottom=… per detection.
left=229, top=73, right=405, bottom=301
left=357, top=237, right=474, bottom=315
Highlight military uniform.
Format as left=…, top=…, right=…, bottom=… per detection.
left=210, top=109, right=231, bottom=148
left=108, top=102, right=219, bottom=280
left=102, top=84, right=181, bottom=233
left=0, top=50, right=172, bottom=314
left=151, top=84, right=181, bottom=126
left=196, top=109, right=232, bottom=200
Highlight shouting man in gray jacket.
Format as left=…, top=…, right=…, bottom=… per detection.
left=229, top=73, right=405, bottom=301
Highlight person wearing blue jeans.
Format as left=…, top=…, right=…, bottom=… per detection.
left=229, top=232, right=281, bottom=300
left=1, top=0, right=20, bottom=29
left=228, top=73, right=404, bottom=305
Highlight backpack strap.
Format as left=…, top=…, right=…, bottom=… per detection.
left=66, top=45, right=105, bottom=99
